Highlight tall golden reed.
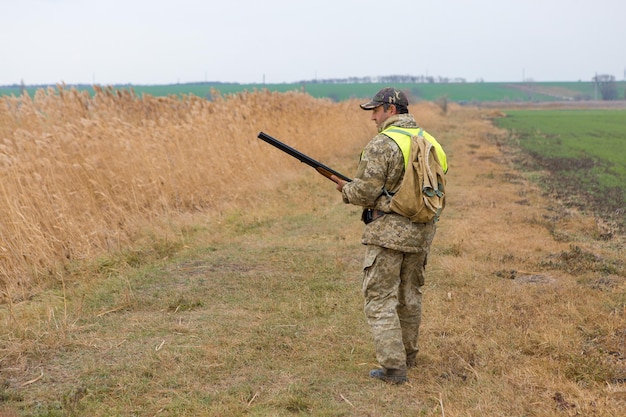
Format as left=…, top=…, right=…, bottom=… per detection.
left=1, top=86, right=413, bottom=302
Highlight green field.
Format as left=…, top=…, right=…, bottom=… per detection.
left=2, top=81, right=625, bottom=102
left=494, top=109, right=626, bottom=229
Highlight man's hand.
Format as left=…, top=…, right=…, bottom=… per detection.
left=330, top=175, right=348, bottom=192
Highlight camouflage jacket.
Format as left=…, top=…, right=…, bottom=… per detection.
left=341, top=114, right=434, bottom=253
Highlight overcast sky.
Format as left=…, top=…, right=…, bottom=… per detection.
left=1, top=0, right=624, bottom=86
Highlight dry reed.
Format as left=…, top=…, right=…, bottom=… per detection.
left=0, top=86, right=374, bottom=302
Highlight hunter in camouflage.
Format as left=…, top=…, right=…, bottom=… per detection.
left=331, top=87, right=441, bottom=385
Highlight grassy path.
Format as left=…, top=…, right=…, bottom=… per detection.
left=1, top=106, right=625, bottom=416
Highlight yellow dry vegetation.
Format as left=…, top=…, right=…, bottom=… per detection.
left=0, top=86, right=370, bottom=301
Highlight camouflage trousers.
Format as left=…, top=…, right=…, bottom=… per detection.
left=362, top=243, right=431, bottom=370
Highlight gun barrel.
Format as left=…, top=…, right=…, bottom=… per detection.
left=257, top=132, right=351, bottom=182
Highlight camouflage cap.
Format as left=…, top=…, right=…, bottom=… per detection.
left=360, top=87, right=408, bottom=110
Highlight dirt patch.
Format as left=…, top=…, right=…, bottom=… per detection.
left=495, top=269, right=557, bottom=284
left=503, top=146, right=625, bottom=233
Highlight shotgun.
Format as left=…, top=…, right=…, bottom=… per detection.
left=257, top=132, right=352, bottom=183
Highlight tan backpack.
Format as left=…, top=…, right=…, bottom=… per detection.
left=384, top=128, right=447, bottom=223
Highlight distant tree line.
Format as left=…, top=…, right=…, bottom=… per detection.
left=299, top=73, right=625, bottom=101
left=5, top=74, right=625, bottom=100
left=297, top=75, right=468, bottom=85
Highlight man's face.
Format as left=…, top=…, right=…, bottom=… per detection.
left=370, top=104, right=393, bottom=129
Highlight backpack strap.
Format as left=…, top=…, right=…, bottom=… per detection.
left=383, top=127, right=448, bottom=174
left=379, top=127, right=421, bottom=198
left=381, top=127, right=419, bottom=170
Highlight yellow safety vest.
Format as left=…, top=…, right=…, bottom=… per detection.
left=382, top=127, right=448, bottom=174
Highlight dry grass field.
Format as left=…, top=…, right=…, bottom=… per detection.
left=0, top=88, right=624, bottom=416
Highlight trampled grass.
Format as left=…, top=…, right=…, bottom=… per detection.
left=0, top=90, right=625, bottom=416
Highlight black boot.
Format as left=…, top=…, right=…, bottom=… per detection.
left=369, top=368, right=408, bottom=384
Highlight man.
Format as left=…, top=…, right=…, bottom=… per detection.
left=331, top=87, right=447, bottom=384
